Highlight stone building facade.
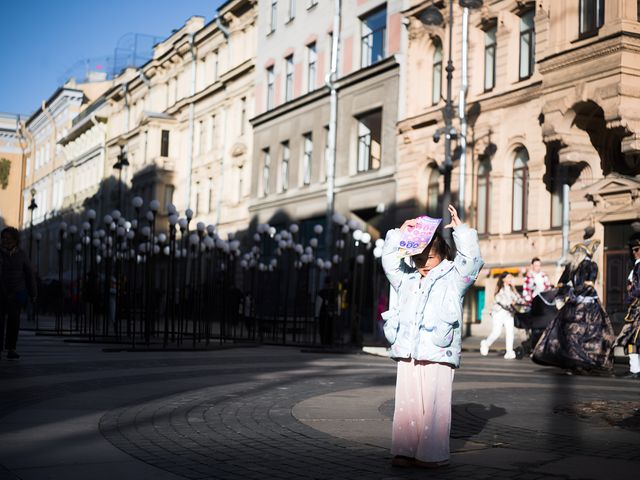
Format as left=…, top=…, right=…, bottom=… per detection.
left=0, top=113, right=26, bottom=230
left=104, top=0, right=256, bottom=236
left=399, top=0, right=640, bottom=334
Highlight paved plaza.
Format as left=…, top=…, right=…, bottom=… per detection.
left=0, top=330, right=639, bottom=480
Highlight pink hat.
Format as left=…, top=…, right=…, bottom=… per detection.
left=397, top=216, right=442, bottom=258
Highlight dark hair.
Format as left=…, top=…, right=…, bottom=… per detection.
left=0, top=226, right=20, bottom=243
left=410, top=230, right=452, bottom=267
left=531, top=257, right=541, bottom=264
left=495, top=271, right=511, bottom=295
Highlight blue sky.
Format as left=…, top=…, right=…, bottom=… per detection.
left=0, top=0, right=224, bottom=117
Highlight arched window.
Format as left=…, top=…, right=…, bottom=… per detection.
left=476, top=158, right=491, bottom=234
left=427, top=167, right=441, bottom=216
left=432, top=40, right=442, bottom=105
left=512, top=147, right=529, bottom=231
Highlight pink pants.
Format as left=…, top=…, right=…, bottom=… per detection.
left=391, top=358, right=454, bottom=462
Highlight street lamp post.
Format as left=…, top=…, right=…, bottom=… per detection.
left=421, top=0, right=483, bottom=232
left=28, top=188, right=38, bottom=261
left=113, top=145, right=129, bottom=209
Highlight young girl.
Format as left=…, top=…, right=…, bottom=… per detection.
left=381, top=205, right=483, bottom=468
left=480, top=272, right=523, bottom=360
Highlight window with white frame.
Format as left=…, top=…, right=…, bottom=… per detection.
left=307, top=42, right=317, bottom=92
left=285, top=55, right=294, bottom=102
left=476, top=159, right=491, bottom=234
left=266, top=66, right=275, bottom=109
left=519, top=10, right=535, bottom=80
left=361, top=7, right=387, bottom=68
left=356, top=109, right=382, bottom=172
left=269, top=0, right=277, bottom=34
left=281, top=141, right=290, bottom=192
left=432, top=39, right=443, bottom=105
left=288, top=0, right=295, bottom=21
left=579, top=0, right=604, bottom=37
left=512, top=147, right=529, bottom=231
left=484, top=26, right=496, bottom=91
left=262, top=148, right=271, bottom=196
left=302, top=133, right=313, bottom=186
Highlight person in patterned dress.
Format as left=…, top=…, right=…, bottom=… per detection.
left=614, top=233, right=640, bottom=379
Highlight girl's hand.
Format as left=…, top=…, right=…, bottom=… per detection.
left=400, top=219, right=417, bottom=232
left=444, top=204, right=462, bottom=229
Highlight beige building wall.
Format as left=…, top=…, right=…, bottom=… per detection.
left=401, top=0, right=640, bottom=335
left=0, top=113, right=26, bottom=229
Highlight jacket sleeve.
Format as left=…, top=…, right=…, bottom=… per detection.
left=522, top=273, right=533, bottom=303
left=630, top=264, right=640, bottom=299
left=450, top=224, right=484, bottom=293
left=381, top=228, right=410, bottom=294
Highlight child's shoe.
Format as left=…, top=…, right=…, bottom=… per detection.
left=503, top=350, right=516, bottom=360
left=480, top=340, right=489, bottom=356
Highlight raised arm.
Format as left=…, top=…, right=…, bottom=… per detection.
left=381, top=228, right=410, bottom=293
left=444, top=205, right=483, bottom=292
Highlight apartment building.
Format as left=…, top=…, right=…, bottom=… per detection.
left=104, top=0, right=257, bottom=235
left=399, top=0, right=640, bottom=333
left=0, top=113, right=26, bottom=230
left=249, top=0, right=405, bottom=239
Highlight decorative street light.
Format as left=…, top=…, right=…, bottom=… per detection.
left=113, top=145, right=129, bottom=208
left=421, top=0, right=483, bottom=232
left=28, top=188, right=38, bottom=261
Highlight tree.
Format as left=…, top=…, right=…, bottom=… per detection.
left=0, top=158, right=10, bottom=190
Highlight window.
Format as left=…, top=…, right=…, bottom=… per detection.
left=210, top=115, right=216, bottom=151
left=240, top=97, right=246, bottom=135
left=269, top=0, right=277, bottom=34
left=281, top=141, right=290, bottom=192
left=427, top=168, right=441, bottom=217
left=484, top=27, right=496, bottom=91
left=361, top=8, right=387, bottom=68
left=161, top=130, right=170, bottom=157
left=550, top=167, right=565, bottom=229
left=266, top=66, right=275, bottom=109
left=519, top=10, right=535, bottom=80
left=476, top=159, right=491, bottom=234
left=432, top=40, right=443, bottom=105
left=164, top=185, right=175, bottom=210
left=262, top=148, right=271, bottom=196
left=303, top=133, right=313, bottom=186
left=198, top=120, right=206, bottom=154
left=579, top=0, right=604, bottom=36
left=285, top=55, right=294, bottom=101
left=288, top=0, right=295, bottom=21
left=307, top=42, right=317, bottom=92
left=208, top=177, right=214, bottom=213
left=512, top=147, right=529, bottom=231
left=356, top=109, right=382, bottom=172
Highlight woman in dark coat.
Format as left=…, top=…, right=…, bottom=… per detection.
left=532, top=235, right=615, bottom=373
left=614, top=233, right=640, bottom=379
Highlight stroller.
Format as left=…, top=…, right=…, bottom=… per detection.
left=514, top=290, right=558, bottom=359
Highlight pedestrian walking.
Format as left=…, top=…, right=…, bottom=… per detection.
left=614, top=233, right=640, bottom=379
left=0, top=227, right=37, bottom=360
left=381, top=205, right=483, bottom=469
left=480, top=272, right=524, bottom=360
left=523, top=257, right=551, bottom=304
left=532, top=229, right=615, bottom=374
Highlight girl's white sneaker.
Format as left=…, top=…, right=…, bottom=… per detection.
left=504, top=350, right=516, bottom=360
left=480, top=340, right=489, bottom=356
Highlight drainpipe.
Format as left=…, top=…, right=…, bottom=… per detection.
left=325, top=0, right=341, bottom=254
left=560, top=183, right=570, bottom=265
left=457, top=6, right=470, bottom=221
left=215, top=15, right=230, bottom=38
left=185, top=33, right=197, bottom=210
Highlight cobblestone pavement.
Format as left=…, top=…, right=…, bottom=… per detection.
left=0, top=332, right=639, bottom=480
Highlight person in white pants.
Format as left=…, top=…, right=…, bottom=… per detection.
left=480, top=272, right=523, bottom=360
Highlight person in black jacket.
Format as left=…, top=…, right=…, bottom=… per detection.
left=0, top=227, right=37, bottom=360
